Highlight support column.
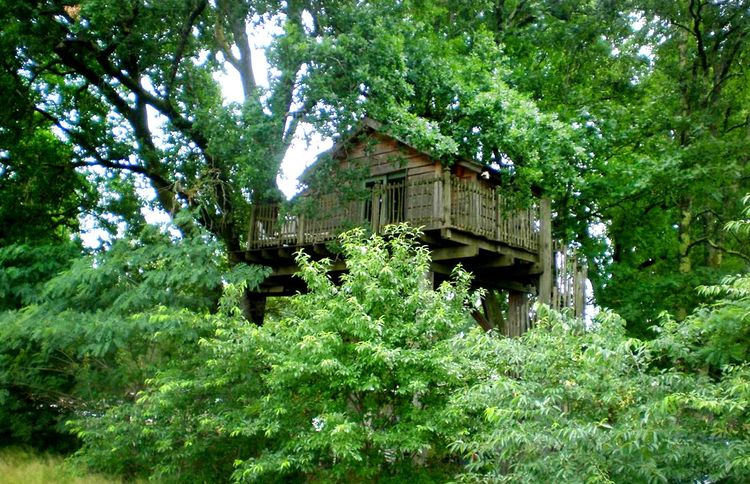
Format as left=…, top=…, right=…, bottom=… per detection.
left=508, top=290, right=529, bottom=337
left=537, top=198, right=553, bottom=306
left=296, top=214, right=305, bottom=246
left=247, top=205, right=257, bottom=250
left=371, top=183, right=382, bottom=233
left=442, top=166, right=452, bottom=227
left=574, top=265, right=587, bottom=319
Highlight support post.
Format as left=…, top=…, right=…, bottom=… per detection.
left=296, top=214, right=305, bottom=246
left=241, top=290, right=267, bottom=326
left=432, top=178, right=442, bottom=225
left=508, top=290, right=528, bottom=337
left=574, top=265, right=587, bottom=319
left=537, top=198, right=553, bottom=306
left=442, top=166, right=452, bottom=227
left=370, top=183, right=381, bottom=233
left=247, top=205, right=257, bottom=249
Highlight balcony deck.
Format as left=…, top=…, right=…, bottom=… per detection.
left=247, top=175, right=541, bottom=261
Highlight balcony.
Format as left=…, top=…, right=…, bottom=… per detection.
left=247, top=175, right=540, bottom=257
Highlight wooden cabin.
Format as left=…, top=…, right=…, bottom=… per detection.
left=245, top=119, right=585, bottom=333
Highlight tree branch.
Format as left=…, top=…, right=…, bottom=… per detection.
left=685, top=236, right=750, bottom=263
left=167, top=0, right=208, bottom=98
left=229, top=8, right=257, bottom=99
left=689, top=0, right=709, bottom=74
left=706, top=238, right=750, bottom=263
left=53, top=41, right=135, bottom=120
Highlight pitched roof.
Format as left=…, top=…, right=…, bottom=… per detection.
left=299, top=117, right=494, bottom=187
left=329, top=117, right=487, bottom=170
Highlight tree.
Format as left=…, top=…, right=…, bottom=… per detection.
left=1, top=1, right=595, bottom=324
left=1, top=0, right=303, bottom=246
left=586, top=1, right=750, bottom=331
left=448, top=0, right=750, bottom=331
left=0, top=224, right=266, bottom=451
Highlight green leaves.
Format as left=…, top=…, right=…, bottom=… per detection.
left=0, top=222, right=267, bottom=453
left=0, top=224, right=739, bottom=482
left=448, top=306, right=750, bottom=483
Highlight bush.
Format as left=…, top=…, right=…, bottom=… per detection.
left=71, top=226, right=483, bottom=481
left=0, top=226, right=266, bottom=453
left=58, top=226, right=750, bottom=482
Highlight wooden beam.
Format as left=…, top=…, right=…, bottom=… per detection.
left=469, top=272, right=537, bottom=294
left=271, top=260, right=347, bottom=277
left=441, top=228, right=539, bottom=263
left=312, top=244, right=330, bottom=255
left=257, top=285, right=287, bottom=294
left=480, top=255, right=513, bottom=268
left=483, top=280, right=536, bottom=294
left=431, top=245, right=479, bottom=261
left=418, top=231, right=444, bottom=246
left=429, top=261, right=455, bottom=275
left=272, top=264, right=301, bottom=277
left=244, top=251, right=268, bottom=263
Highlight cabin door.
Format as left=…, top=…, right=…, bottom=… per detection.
left=365, top=174, right=406, bottom=232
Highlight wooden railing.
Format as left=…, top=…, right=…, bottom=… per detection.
left=451, top=178, right=540, bottom=252
left=550, top=242, right=587, bottom=318
left=248, top=176, right=540, bottom=253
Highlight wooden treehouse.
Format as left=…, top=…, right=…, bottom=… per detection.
left=245, top=119, right=586, bottom=334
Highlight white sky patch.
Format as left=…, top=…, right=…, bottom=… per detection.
left=278, top=123, right=333, bottom=198
left=638, top=44, right=653, bottom=59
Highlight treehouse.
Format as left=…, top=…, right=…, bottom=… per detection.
left=245, top=119, right=585, bottom=334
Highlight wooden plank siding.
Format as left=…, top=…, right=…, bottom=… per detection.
left=341, top=135, right=439, bottom=179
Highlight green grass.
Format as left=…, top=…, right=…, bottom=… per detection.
left=0, top=448, right=119, bottom=484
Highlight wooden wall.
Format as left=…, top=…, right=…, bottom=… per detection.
left=336, top=133, right=440, bottom=180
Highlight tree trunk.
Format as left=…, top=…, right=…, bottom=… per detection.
left=240, top=289, right=267, bottom=326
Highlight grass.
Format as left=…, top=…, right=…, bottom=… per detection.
left=0, top=447, right=119, bottom=484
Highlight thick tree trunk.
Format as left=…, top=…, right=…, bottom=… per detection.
left=239, top=289, right=267, bottom=326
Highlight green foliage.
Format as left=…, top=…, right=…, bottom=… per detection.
left=449, top=307, right=750, bottom=483
left=0, top=242, right=81, bottom=311
left=0, top=122, right=95, bottom=244
left=305, top=1, right=586, bottom=201
left=68, top=227, right=750, bottom=483
left=577, top=1, right=750, bottom=330
left=653, top=272, right=750, bottom=371
left=3, top=1, right=750, bottom=480
left=71, top=226, right=481, bottom=481
left=0, top=224, right=267, bottom=452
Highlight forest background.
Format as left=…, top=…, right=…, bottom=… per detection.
left=1, top=0, right=750, bottom=482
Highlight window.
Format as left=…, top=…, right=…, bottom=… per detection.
left=364, top=174, right=406, bottom=230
